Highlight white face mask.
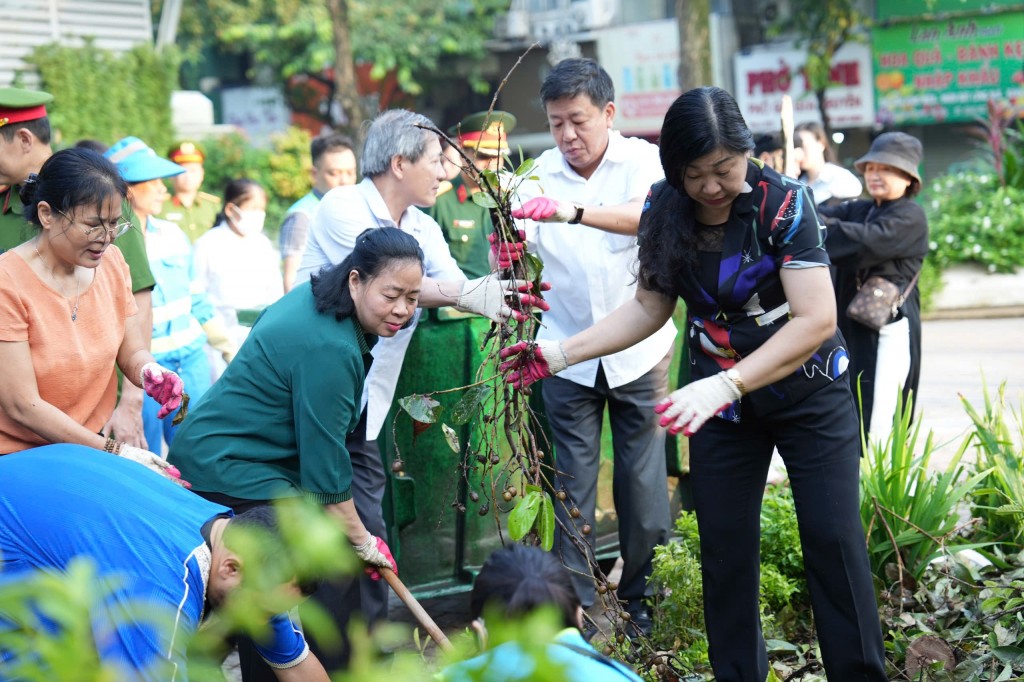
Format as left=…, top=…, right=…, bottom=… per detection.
left=230, top=209, right=266, bottom=236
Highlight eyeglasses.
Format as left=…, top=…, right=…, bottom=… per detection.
left=56, top=209, right=133, bottom=242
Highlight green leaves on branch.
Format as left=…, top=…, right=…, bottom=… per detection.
left=398, top=394, right=443, bottom=424
left=507, top=486, right=555, bottom=551
left=451, top=386, right=491, bottom=426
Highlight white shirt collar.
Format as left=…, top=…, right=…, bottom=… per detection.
left=554, top=130, right=628, bottom=182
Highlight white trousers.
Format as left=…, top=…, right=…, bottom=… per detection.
left=868, top=316, right=911, bottom=444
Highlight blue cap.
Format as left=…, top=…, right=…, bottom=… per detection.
left=104, top=136, right=185, bottom=183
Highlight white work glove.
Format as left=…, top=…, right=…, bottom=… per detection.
left=202, top=317, right=238, bottom=364
left=654, top=371, right=743, bottom=437
left=118, top=444, right=190, bottom=488
left=352, top=534, right=398, bottom=581
left=455, top=275, right=553, bottom=323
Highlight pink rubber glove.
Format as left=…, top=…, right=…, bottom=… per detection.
left=488, top=230, right=527, bottom=269
left=654, top=372, right=743, bottom=437
left=352, top=535, right=398, bottom=581
left=140, top=362, right=184, bottom=419
left=512, top=197, right=576, bottom=223
left=511, top=281, right=552, bottom=318
left=499, top=339, right=568, bottom=389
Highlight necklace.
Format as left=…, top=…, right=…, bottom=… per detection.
left=33, top=243, right=81, bottom=322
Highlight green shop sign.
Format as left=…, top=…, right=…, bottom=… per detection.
left=877, top=0, right=1022, bottom=21
left=873, top=12, right=1024, bottom=125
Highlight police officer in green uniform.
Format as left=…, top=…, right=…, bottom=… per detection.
left=0, top=88, right=55, bottom=250
left=426, top=111, right=516, bottom=279
left=0, top=86, right=157, bottom=449
left=157, top=141, right=221, bottom=243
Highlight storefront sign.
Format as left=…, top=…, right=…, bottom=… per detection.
left=596, top=19, right=680, bottom=136
left=873, top=12, right=1024, bottom=125
left=733, top=43, right=875, bottom=132
left=877, top=0, right=1020, bottom=21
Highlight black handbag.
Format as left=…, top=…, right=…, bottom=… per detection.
left=845, top=271, right=920, bottom=332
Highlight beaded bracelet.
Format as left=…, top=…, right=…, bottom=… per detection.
left=102, top=438, right=124, bottom=455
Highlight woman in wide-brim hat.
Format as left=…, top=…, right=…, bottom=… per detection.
left=818, top=132, right=930, bottom=443
left=105, top=136, right=237, bottom=452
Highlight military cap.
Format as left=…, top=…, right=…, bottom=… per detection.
left=0, top=87, right=54, bottom=129
left=168, top=141, right=205, bottom=165
left=448, top=111, right=517, bottom=157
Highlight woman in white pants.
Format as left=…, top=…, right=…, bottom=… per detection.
left=819, top=132, right=929, bottom=444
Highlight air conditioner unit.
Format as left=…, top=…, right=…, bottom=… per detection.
left=573, top=0, right=617, bottom=31
left=757, top=0, right=792, bottom=31
left=494, top=9, right=529, bottom=40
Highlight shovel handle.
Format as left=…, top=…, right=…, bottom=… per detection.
left=380, top=567, right=454, bottom=653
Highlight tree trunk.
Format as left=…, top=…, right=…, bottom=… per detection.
left=325, top=0, right=367, bottom=142
left=676, top=0, right=711, bottom=91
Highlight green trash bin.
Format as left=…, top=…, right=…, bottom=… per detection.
left=376, top=308, right=503, bottom=597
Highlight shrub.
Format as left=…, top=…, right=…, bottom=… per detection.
left=649, top=485, right=809, bottom=666
left=922, top=173, right=1024, bottom=275
left=22, top=41, right=180, bottom=154
left=860, top=391, right=992, bottom=584
left=963, top=381, right=1024, bottom=544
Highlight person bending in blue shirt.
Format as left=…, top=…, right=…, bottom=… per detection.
left=0, top=443, right=329, bottom=682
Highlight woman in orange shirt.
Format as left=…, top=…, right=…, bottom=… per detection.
left=0, top=148, right=186, bottom=482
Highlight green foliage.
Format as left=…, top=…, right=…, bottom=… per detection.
left=767, top=0, right=870, bottom=131
left=963, top=382, right=1024, bottom=543
left=201, top=126, right=312, bottom=239
left=649, top=486, right=809, bottom=671
left=881, top=548, right=1024, bottom=681
left=860, top=391, right=993, bottom=583
left=507, top=486, right=555, bottom=551
left=161, top=0, right=506, bottom=97
left=923, top=172, right=1024, bottom=274
left=20, top=41, right=180, bottom=152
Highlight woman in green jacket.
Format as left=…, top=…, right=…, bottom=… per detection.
left=168, top=227, right=424, bottom=679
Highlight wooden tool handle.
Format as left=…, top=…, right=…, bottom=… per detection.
left=381, top=568, right=454, bottom=653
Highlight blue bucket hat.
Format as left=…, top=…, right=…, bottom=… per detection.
left=104, top=136, right=185, bottom=183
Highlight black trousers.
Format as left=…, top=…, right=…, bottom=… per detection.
left=688, top=373, right=886, bottom=682
left=203, top=413, right=390, bottom=679
left=541, top=350, right=673, bottom=609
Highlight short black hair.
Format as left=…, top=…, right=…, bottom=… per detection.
left=540, top=58, right=615, bottom=108
left=311, top=133, right=356, bottom=167
left=19, top=148, right=127, bottom=227
left=226, top=505, right=322, bottom=597
left=753, top=133, right=782, bottom=157
left=74, top=139, right=109, bottom=154
left=0, top=116, right=51, bottom=145
left=470, top=545, right=581, bottom=629
left=310, top=227, right=424, bottom=322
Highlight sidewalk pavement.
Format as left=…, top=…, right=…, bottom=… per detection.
left=917, top=315, right=1024, bottom=468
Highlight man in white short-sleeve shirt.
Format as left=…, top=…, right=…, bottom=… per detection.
left=294, top=109, right=543, bottom=668
left=511, top=58, right=675, bottom=629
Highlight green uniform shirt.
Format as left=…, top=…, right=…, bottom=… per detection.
left=0, top=186, right=36, bottom=251
left=167, top=282, right=374, bottom=504
left=425, top=175, right=494, bottom=279
left=158, top=191, right=221, bottom=243
left=0, top=186, right=154, bottom=294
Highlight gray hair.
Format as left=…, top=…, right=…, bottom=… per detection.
left=540, top=58, right=615, bottom=108
left=360, top=109, right=439, bottom=178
